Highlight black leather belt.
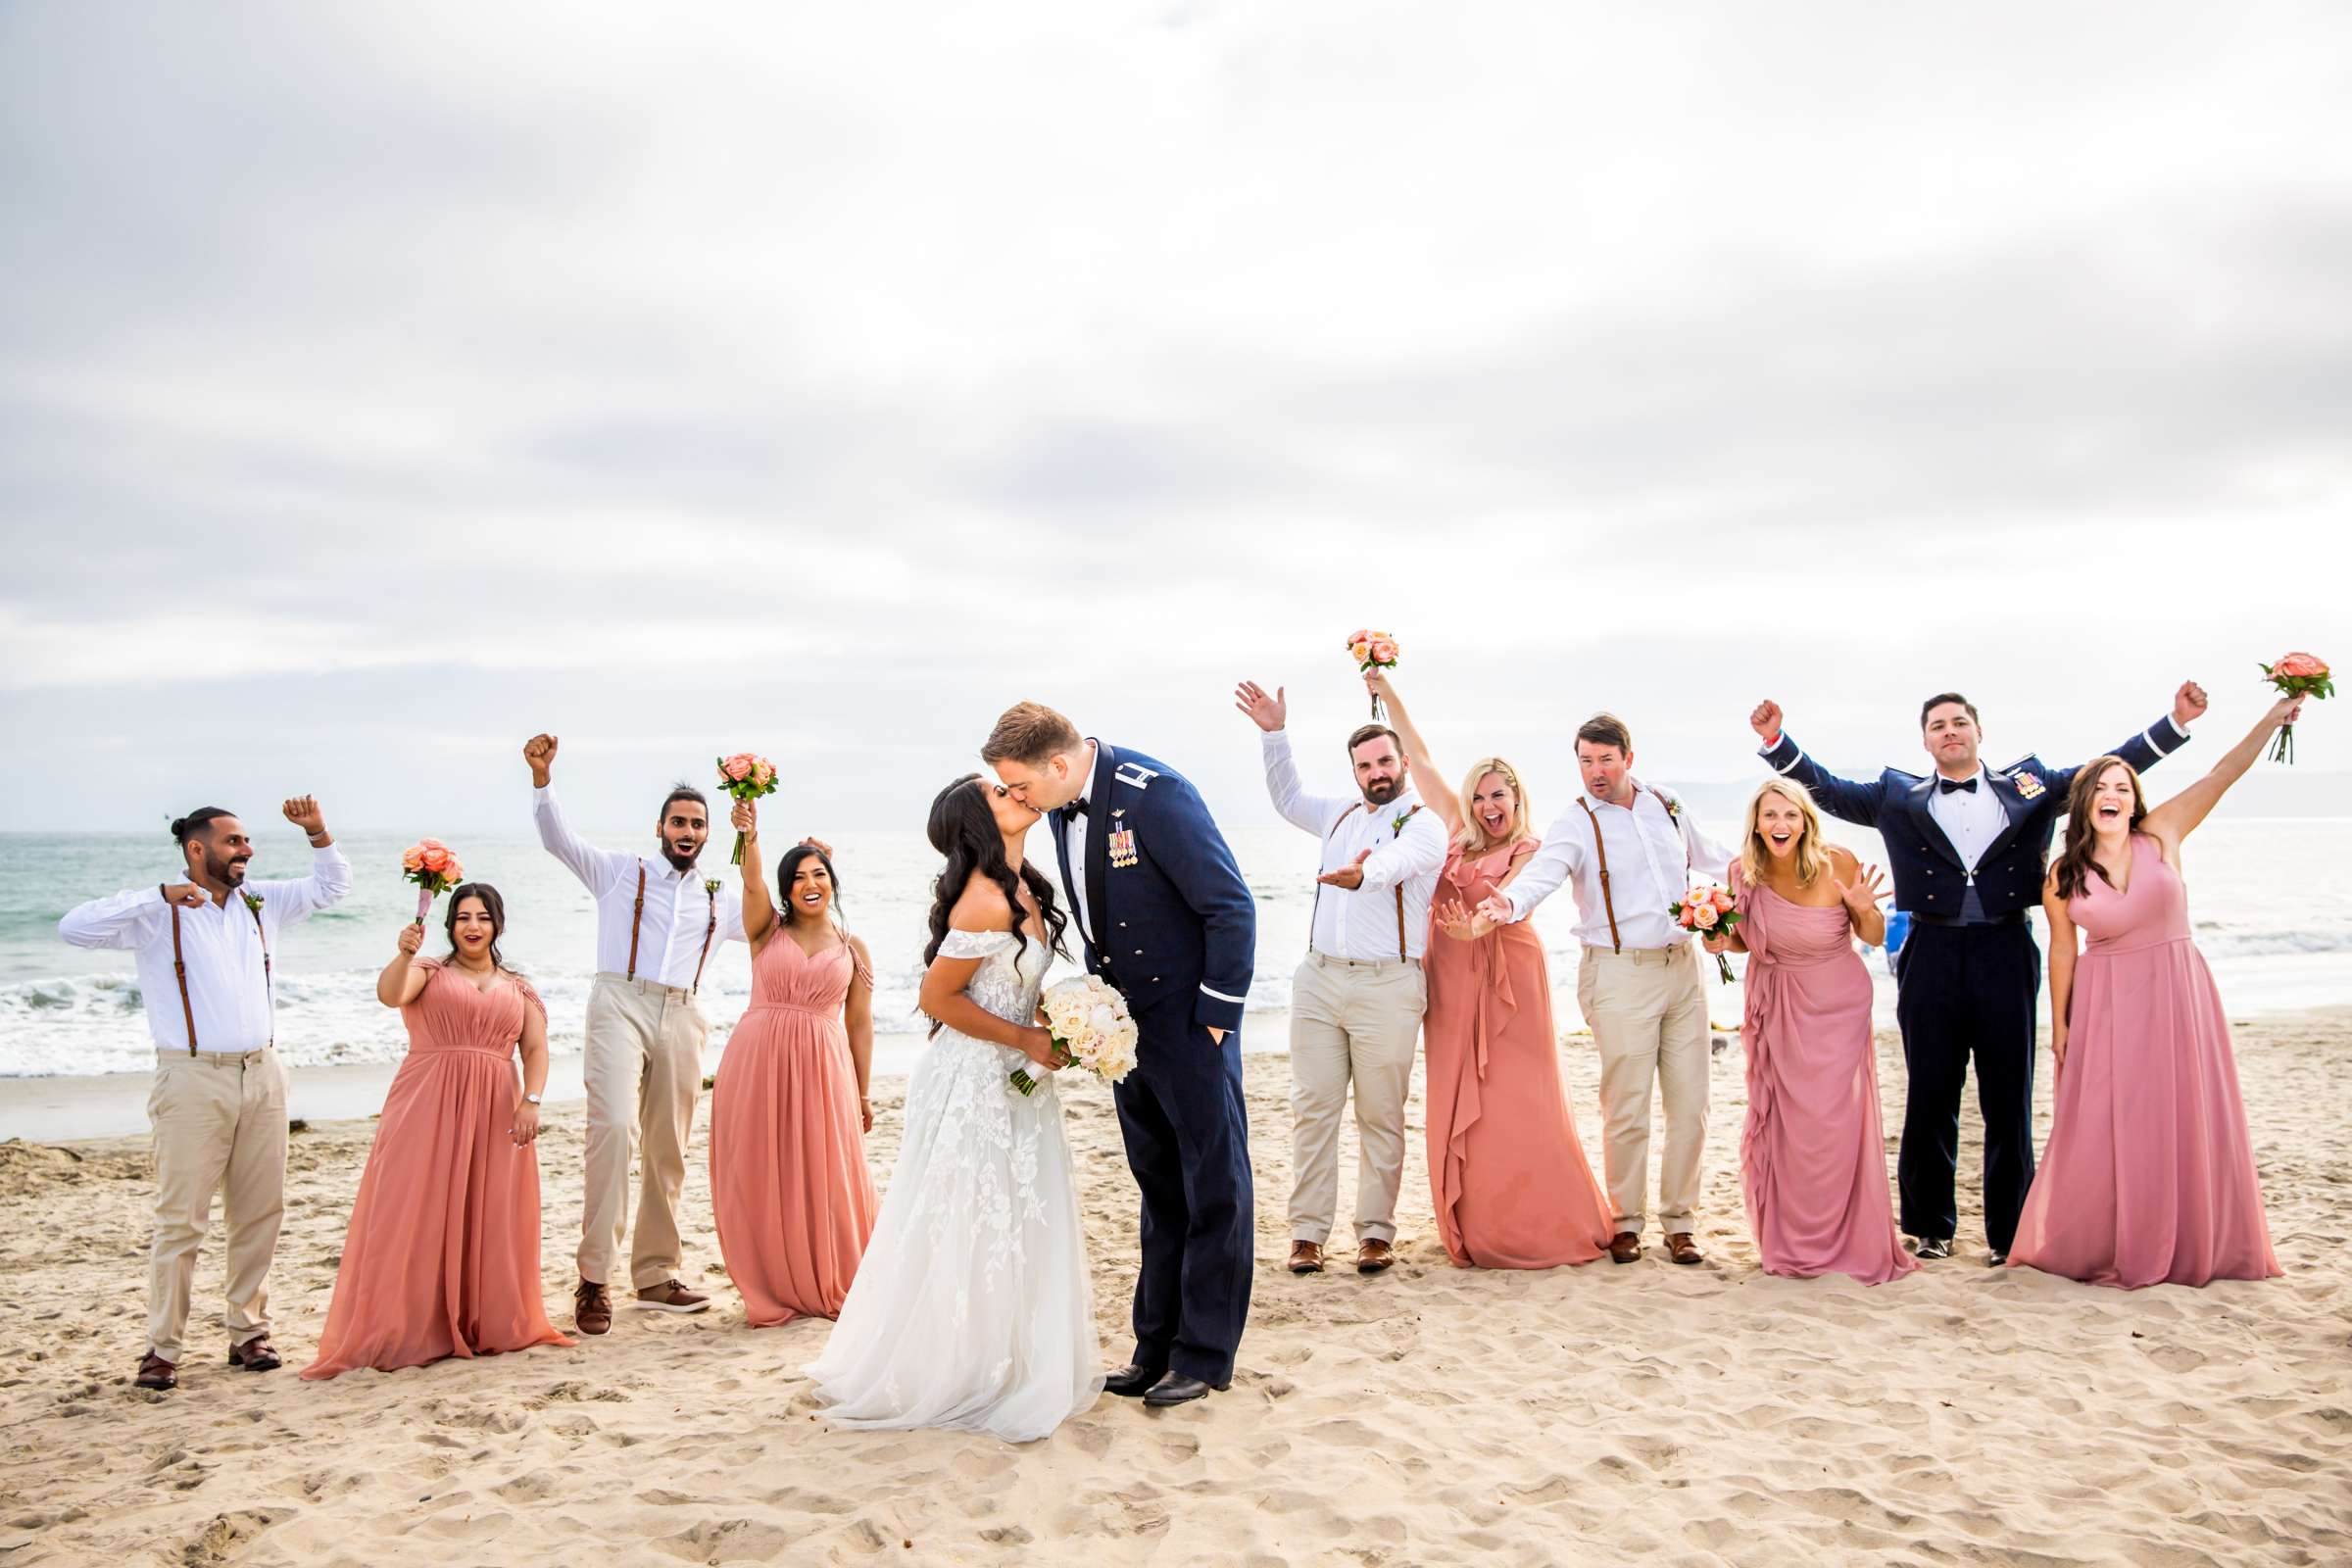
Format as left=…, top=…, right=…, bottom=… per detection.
left=1908, top=910, right=2026, bottom=928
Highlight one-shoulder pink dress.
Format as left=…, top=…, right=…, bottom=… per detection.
left=2008, top=835, right=2280, bottom=1289
left=1733, top=866, right=1916, bottom=1285
left=710, top=930, right=878, bottom=1324
left=1421, top=841, right=1613, bottom=1269
left=303, top=961, right=573, bottom=1378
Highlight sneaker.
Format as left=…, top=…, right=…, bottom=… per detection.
left=633, top=1278, right=710, bottom=1314
left=574, top=1278, right=613, bottom=1335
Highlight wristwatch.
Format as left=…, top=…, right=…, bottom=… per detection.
left=523, top=1092, right=543, bottom=1105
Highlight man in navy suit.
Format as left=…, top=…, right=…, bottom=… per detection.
left=984, top=702, right=1256, bottom=1408
left=1747, top=681, right=2207, bottom=1265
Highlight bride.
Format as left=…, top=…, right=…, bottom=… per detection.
left=804, top=774, right=1104, bottom=1443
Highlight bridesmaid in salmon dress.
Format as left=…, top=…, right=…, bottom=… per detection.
left=710, top=802, right=879, bottom=1325
left=1713, top=781, right=1915, bottom=1286
left=1375, top=672, right=1613, bottom=1269
left=304, top=885, right=572, bottom=1378
left=2009, top=696, right=2305, bottom=1289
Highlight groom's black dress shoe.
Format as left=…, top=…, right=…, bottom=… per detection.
left=1910, top=1237, right=1954, bottom=1260
left=1142, top=1372, right=1224, bottom=1407
left=1986, top=1250, right=2008, bottom=1267
left=1103, top=1363, right=1165, bottom=1398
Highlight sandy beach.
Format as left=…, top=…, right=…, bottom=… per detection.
left=2, top=1010, right=2348, bottom=1567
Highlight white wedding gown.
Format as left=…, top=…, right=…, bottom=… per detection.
left=804, top=928, right=1103, bottom=1442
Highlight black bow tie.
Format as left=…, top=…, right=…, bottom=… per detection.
left=1938, top=776, right=1980, bottom=795
left=1065, top=798, right=1088, bottom=818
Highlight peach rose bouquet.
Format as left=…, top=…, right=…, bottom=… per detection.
left=717, top=752, right=780, bottom=865
left=2259, top=653, right=2331, bottom=763
left=401, top=838, right=466, bottom=924
left=1348, top=629, right=1401, bottom=717
left=1670, top=883, right=1742, bottom=983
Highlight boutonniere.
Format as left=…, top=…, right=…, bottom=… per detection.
left=1660, top=794, right=1682, bottom=820
left=2010, top=770, right=2045, bottom=801
left=1391, top=809, right=1416, bottom=834
left=704, top=878, right=722, bottom=896
left=240, top=892, right=264, bottom=913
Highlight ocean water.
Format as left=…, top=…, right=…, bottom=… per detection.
left=4, top=817, right=2349, bottom=1082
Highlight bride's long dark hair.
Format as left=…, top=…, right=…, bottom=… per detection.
left=922, top=774, right=1068, bottom=980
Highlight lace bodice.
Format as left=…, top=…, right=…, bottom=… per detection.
left=934, top=928, right=1052, bottom=1029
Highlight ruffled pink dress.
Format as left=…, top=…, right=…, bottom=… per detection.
left=1733, top=866, right=1916, bottom=1285
left=710, top=930, right=878, bottom=1324
left=2008, top=835, right=2280, bottom=1289
left=303, top=961, right=573, bottom=1377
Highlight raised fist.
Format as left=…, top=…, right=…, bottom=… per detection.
left=523, top=733, right=559, bottom=786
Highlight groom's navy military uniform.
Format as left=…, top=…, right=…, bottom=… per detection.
left=1051, top=742, right=1256, bottom=1387
left=1760, top=711, right=2190, bottom=1254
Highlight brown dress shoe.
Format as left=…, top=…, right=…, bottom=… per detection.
left=574, top=1278, right=613, bottom=1335
left=226, top=1336, right=281, bottom=1372
left=633, top=1278, right=710, bottom=1314
left=1288, top=1240, right=1325, bottom=1274
left=1664, top=1233, right=1704, bottom=1265
left=1356, top=1239, right=1395, bottom=1274
left=1607, top=1231, right=1642, bottom=1264
left=134, top=1352, right=177, bottom=1391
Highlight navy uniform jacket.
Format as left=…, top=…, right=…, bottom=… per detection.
left=1758, top=714, right=2191, bottom=920
left=1050, top=742, right=1256, bottom=1033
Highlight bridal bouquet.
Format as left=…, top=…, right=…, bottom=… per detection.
left=1671, top=883, right=1742, bottom=983
left=2259, top=653, right=2331, bottom=763
left=1348, top=629, right=1401, bottom=717
left=1010, top=975, right=1140, bottom=1097
left=401, top=838, right=466, bottom=925
left=716, top=752, right=780, bottom=865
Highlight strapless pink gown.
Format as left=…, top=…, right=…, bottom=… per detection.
left=710, top=931, right=878, bottom=1324
left=1421, top=841, right=1611, bottom=1269
left=1734, top=867, right=1915, bottom=1285
left=2008, top=835, right=2279, bottom=1289
left=303, top=962, right=572, bottom=1378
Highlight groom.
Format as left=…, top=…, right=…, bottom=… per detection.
left=985, top=702, right=1257, bottom=1409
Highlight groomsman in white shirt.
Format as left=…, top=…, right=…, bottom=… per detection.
left=1476, top=714, right=1735, bottom=1265
left=524, top=734, right=745, bottom=1335
left=59, top=798, right=351, bottom=1391
left=1236, top=681, right=1448, bottom=1276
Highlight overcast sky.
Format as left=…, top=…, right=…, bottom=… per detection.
left=3, top=2, right=2346, bottom=837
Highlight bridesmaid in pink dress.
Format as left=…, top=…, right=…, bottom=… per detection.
left=1712, top=781, right=1915, bottom=1285
left=1375, top=672, right=1613, bottom=1269
left=710, top=802, right=879, bottom=1325
left=304, top=885, right=572, bottom=1378
left=2009, top=696, right=2305, bottom=1289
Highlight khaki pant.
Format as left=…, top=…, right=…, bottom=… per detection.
left=145, top=1048, right=288, bottom=1363
left=1576, top=943, right=1709, bottom=1236
left=578, top=973, right=709, bottom=1290
left=1288, top=954, right=1426, bottom=1246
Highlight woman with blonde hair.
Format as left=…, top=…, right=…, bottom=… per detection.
left=1707, top=777, right=1914, bottom=1284
left=1371, top=669, right=1611, bottom=1270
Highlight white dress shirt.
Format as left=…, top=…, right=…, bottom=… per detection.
left=1060, top=741, right=1102, bottom=945
left=535, top=786, right=745, bottom=987
left=1927, top=767, right=2004, bottom=870
left=1499, top=784, right=1735, bottom=950
left=58, top=846, right=354, bottom=1054
left=1261, top=728, right=1448, bottom=961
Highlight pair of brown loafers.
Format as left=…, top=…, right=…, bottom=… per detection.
left=1288, top=1239, right=1394, bottom=1275
left=134, top=1335, right=279, bottom=1391
left=1607, top=1231, right=1705, bottom=1265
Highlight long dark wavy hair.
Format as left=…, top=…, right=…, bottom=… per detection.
left=444, top=882, right=517, bottom=973
left=921, top=775, right=1066, bottom=1031
left=2049, top=756, right=2147, bottom=902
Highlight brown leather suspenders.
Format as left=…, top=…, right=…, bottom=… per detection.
left=1309, top=804, right=1425, bottom=960
left=625, top=863, right=646, bottom=980
left=691, top=884, right=716, bottom=995
left=164, top=888, right=271, bottom=1055
left=1575, top=786, right=1691, bottom=956
left=627, top=865, right=717, bottom=994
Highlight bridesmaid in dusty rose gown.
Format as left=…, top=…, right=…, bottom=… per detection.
left=1375, top=672, right=1612, bottom=1269
left=710, top=802, right=878, bottom=1325
left=1713, top=780, right=1915, bottom=1286
left=2009, top=696, right=2305, bottom=1289
left=304, top=886, right=572, bottom=1378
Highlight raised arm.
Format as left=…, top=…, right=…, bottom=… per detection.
left=376, top=922, right=433, bottom=1006
left=2141, top=694, right=2301, bottom=848
left=1750, top=700, right=1886, bottom=827
left=254, top=796, right=351, bottom=921
left=2042, top=869, right=2080, bottom=1075
left=844, top=935, right=875, bottom=1133
left=526, top=732, right=624, bottom=892
left=2050, top=680, right=2206, bottom=792
left=1368, top=669, right=1463, bottom=839
left=1234, top=681, right=1347, bottom=834
left=733, top=799, right=776, bottom=951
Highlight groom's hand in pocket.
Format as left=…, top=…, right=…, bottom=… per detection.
left=1207, top=1027, right=1225, bottom=1047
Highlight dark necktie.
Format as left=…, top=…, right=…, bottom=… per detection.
left=1938, top=776, right=1979, bottom=795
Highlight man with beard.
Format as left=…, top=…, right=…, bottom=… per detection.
left=1236, top=682, right=1447, bottom=1275
left=60, top=799, right=350, bottom=1391
left=525, top=733, right=745, bottom=1334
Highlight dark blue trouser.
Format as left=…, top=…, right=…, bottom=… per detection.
left=1111, top=1002, right=1253, bottom=1385
left=1893, top=921, right=2041, bottom=1252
